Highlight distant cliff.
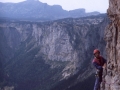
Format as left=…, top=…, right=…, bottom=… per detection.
left=0, top=0, right=100, bottom=21
left=0, top=14, right=108, bottom=90
left=102, top=0, right=120, bottom=90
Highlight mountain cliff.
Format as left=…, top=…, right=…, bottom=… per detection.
left=102, top=0, right=120, bottom=90
left=0, top=14, right=108, bottom=90
left=0, top=0, right=100, bottom=21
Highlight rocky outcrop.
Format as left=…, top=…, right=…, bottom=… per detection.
left=103, top=0, right=120, bottom=90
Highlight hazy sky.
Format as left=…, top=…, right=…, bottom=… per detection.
left=0, top=0, right=109, bottom=13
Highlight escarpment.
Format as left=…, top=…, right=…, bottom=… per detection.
left=102, top=0, right=120, bottom=90
left=0, top=15, right=108, bottom=90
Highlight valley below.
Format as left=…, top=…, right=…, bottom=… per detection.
left=0, top=14, right=108, bottom=90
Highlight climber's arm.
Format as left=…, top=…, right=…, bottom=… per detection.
left=102, top=58, right=107, bottom=69
left=93, top=62, right=103, bottom=70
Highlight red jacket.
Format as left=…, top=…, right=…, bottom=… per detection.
left=92, top=56, right=106, bottom=70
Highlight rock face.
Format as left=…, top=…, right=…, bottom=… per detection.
left=0, top=14, right=108, bottom=90
left=0, top=86, right=14, bottom=90
left=102, top=0, right=120, bottom=90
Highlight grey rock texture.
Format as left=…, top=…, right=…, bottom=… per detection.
left=102, top=0, right=120, bottom=90
left=0, top=86, right=14, bottom=90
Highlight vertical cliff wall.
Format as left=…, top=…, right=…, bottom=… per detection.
left=103, top=0, right=120, bottom=90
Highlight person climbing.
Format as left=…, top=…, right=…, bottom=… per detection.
left=92, top=49, right=107, bottom=90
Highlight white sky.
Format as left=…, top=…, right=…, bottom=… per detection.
left=0, top=0, right=109, bottom=13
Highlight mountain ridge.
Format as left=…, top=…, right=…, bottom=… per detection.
left=0, top=0, right=100, bottom=21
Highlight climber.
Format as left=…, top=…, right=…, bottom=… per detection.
left=92, top=49, right=107, bottom=90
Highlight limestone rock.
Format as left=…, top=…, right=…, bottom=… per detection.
left=0, top=15, right=108, bottom=90
left=103, top=0, right=120, bottom=90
